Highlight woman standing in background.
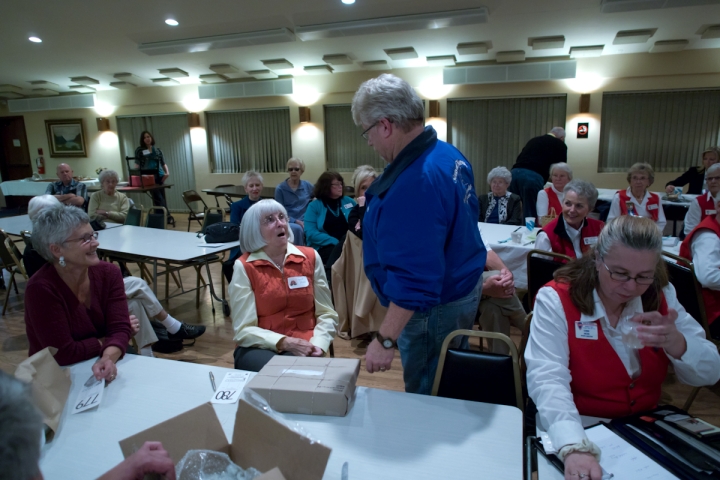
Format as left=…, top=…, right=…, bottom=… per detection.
left=134, top=131, right=173, bottom=225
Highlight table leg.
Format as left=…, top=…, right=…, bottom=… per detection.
left=152, top=259, right=158, bottom=295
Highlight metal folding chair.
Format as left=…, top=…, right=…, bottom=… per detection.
left=182, top=190, right=208, bottom=231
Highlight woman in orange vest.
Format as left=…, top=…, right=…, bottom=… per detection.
left=526, top=216, right=720, bottom=480
left=535, top=180, right=604, bottom=260
left=228, top=199, right=338, bottom=372
left=536, top=162, right=572, bottom=221
left=683, top=163, right=720, bottom=235
left=607, top=162, right=666, bottom=232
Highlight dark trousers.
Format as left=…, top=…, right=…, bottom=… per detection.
left=152, top=174, right=168, bottom=210
left=233, top=346, right=295, bottom=372
left=508, top=168, right=545, bottom=220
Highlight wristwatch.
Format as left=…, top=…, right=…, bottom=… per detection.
left=374, top=332, right=397, bottom=350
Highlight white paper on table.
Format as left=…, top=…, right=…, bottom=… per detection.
left=585, top=424, right=679, bottom=479
left=72, top=375, right=105, bottom=414
left=210, top=371, right=251, bottom=404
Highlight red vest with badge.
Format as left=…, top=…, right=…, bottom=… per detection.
left=240, top=246, right=317, bottom=341
left=696, top=192, right=718, bottom=224
left=679, top=216, right=720, bottom=325
left=549, top=281, right=670, bottom=418
left=544, top=187, right=563, bottom=216
left=618, top=190, right=660, bottom=221
left=541, top=217, right=604, bottom=260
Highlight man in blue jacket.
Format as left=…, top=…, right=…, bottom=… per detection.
left=351, top=74, right=486, bottom=395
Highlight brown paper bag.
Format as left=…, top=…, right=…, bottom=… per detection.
left=539, top=207, right=557, bottom=227
left=14, top=347, right=71, bottom=439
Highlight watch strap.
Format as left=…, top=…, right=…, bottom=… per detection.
left=374, top=332, right=397, bottom=349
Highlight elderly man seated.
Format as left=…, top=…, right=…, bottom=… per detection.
left=45, top=163, right=87, bottom=208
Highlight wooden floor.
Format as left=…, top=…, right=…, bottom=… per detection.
left=0, top=215, right=718, bottom=426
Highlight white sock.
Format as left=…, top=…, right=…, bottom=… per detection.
left=140, top=346, right=154, bottom=357
left=160, top=314, right=182, bottom=334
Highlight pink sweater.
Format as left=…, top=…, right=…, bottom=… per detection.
left=25, top=261, right=131, bottom=366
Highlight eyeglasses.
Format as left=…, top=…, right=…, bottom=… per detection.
left=262, top=213, right=287, bottom=226
left=330, top=182, right=343, bottom=188
left=601, top=258, right=655, bottom=285
left=361, top=122, right=379, bottom=140
left=64, top=231, right=99, bottom=246
left=288, top=167, right=301, bottom=172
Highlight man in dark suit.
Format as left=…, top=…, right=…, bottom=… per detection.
left=509, top=127, right=567, bottom=219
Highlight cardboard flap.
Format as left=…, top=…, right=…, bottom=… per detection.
left=257, top=468, right=287, bottom=480
left=119, top=402, right=229, bottom=463
left=231, top=398, right=331, bottom=480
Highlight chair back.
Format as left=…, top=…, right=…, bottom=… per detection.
left=432, top=329, right=523, bottom=410
left=526, top=250, right=572, bottom=308
left=145, top=206, right=168, bottom=230
left=4, top=237, right=27, bottom=278
left=0, top=229, right=17, bottom=267
left=662, top=252, right=711, bottom=339
left=182, top=189, right=208, bottom=212
left=518, top=312, right=533, bottom=374
left=20, top=230, right=33, bottom=248
left=125, top=206, right=143, bottom=226
left=201, top=207, right=225, bottom=234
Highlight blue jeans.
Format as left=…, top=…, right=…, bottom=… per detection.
left=289, top=222, right=305, bottom=246
left=508, top=168, right=545, bottom=220
left=397, top=278, right=482, bottom=395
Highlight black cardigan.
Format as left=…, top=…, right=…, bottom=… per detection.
left=666, top=166, right=706, bottom=195
left=478, top=193, right=523, bottom=226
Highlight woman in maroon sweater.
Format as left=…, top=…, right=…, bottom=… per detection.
left=25, top=205, right=134, bottom=382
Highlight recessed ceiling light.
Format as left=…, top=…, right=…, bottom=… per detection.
left=342, top=0, right=355, bottom=4
left=165, top=19, right=179, bottom=26
left=29, top=36, right=42, bottom=43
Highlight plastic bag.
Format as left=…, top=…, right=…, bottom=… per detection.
left=175, top=450, right=262, bottom=480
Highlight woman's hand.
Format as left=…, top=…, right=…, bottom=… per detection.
left=129, top=314, right=140, bottom=335
left=564, top=452, right=602, bottom=480
left=277, top=337, right=316, bottom=356
left=357, top=196, right=366, bottom=207
left=92, top=346, right=122, bottom=382
left=96, top=209, right=108, bottom=217
left=295, top=219, right=304, bottom=228
left=665, top=185, right=675, bottom=194
left=634, top=308, right=687, bottom=359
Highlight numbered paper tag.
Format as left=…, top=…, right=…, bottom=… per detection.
left=647, top=204, right=658, bottom=211
left=288, top=276, right=309, bottom=289
left=211, top=371, right=250, bottom=404
left=72, top=375, right=105, bottom=414
left=575, top=321, right=598, bottom=340
left=583, top=236, right=598, bottom=245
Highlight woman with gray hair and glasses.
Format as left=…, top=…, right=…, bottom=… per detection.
left=478, top=166, right=523, bottom=225
left=88, top=169, right=130, bottom=223
left=526, top=215, right=720, bottom=480
left=229, top=199, right=337, bottom=372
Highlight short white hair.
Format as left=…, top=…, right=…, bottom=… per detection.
left=98, top=169, right=119, bottom=184
left=241, top=170, right=264, bottom=187
left=28, top=195, right=61, bottom=221
left=238, top=199, right=294, bottom=253
left=0, top=372, right=43, bottom=480
left=487, top=166, right=512, bottom=185
left=550, top=127, right=566, bottom=138
left=286, top=157, right=305, bottom=172
left=351, top=73, right=425, bottom=132
left=351, top=165, right=378, bottom=193
left=549, top=162, right=573, bottom=180
left=706, top=163, right=720, bottom=176
left=564, top=180, right=599, bottom=210
left=31, top=204, right=90, bottom=262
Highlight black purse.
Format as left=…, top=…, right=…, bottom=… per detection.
left=90, top=218, right=106, bottom=231
left=204, top=222, right=239, bottom=243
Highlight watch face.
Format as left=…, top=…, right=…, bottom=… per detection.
left=382, top=339, right=394, bottom=349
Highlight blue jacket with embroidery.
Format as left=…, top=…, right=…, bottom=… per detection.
left=363, top=126, right=486, bottom=312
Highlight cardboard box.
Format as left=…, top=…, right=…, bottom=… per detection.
left=129, top=175, right=141, bottom=187
left=119, top=398, right=330, bottom=480
left=246, top=357, right=360, bottom=417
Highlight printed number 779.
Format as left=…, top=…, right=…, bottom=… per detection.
left=76, top=394, right=100, bottom=410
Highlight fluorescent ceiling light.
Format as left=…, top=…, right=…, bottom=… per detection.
left=650, top=39, right=689, bottom=53
left=0, top=91, right=24, bottom=99
left=246, top=70, right=278, bottom=79
left=165, top=19, right=179, bottom=26
left=159, top=68, right=188, bottom=78
left=426, top=55, right=456, bottom=66
left=0, top=84, right=23, bottom=93
left=199, top=74, right=227, bottom=84
left=70, top=76, right=99, bottom=85
left=304, top=65, right=334, bottom=75
left=701, top=25, right=720, bottom=39
left=323, top=54, right=353, bottom=65
left=601, top=0, right=720, bottom=13
left=295, top=8, right=489, bottom=41
left=113, top=73, right=142, bottom=83
left=457, top=42, right=491, bottom=55
left=31, top=88, right=59, bottom=96
left=613, top=29, right=656, bottom=45
left=69, top=85, right=96, bottom=93
left=210, top=64, right=239, bottom=75
left=530, top=36, right=565, bottom=50
left=362, top=60, right=391, bottom=70
left=384, top=47, right=418, bottom=60
left=28, top=36, right=42, bottom=43
left=261, top=59, right=294, bottom=71
left=29, top=80, right=59, bottom=88
left=570, top=45, right=604, bottom=57
left=152, top=77, right=179, bottom=86
left=342, top=0, right=355, bottom=4
left=110, top=81, right=137, bottom=89
left=138, top=28, right=296, bottom=55
left=496, top=51, right=525, bottom=63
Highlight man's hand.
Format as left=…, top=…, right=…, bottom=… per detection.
left=365, top=338, right=394, bottom=373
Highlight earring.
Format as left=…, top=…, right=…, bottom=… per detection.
left=59, top=256, right=66, bottom=267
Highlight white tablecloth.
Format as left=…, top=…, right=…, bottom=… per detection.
left=596, top=188, right=697, bottom=208
left=0, top=178, right=99, bottom=196
left=478, top=222, right=540, bottom=290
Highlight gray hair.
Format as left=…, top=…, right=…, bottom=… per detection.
left=238, top=199, right=294, bottom=253
left=286, top=157, right=305, bottom=172
left=241, top=170, right=264, bottom=187
left=98, top=169, right=119, bottom=184
left=564, top=179, right=599, bottom=210
left=707, top=163, right=720, bottom=176
left=487, top=166, right=512, bottom=185
left=627, top=162, right=655, bottom=185
left=595, top=215, right=662, bottom=259
left=31, top=204, right=90, bottom=262
left=550, top=127, right=566, bottom=139
left=351, top=165, right=378, bottom=193
left=549, top=162, right=573, bottom=180
left=351, top=73, right=425, bottom=132
left=0, top=371, right=43, bottom=480
left=28, top=195, right=61, bottom=221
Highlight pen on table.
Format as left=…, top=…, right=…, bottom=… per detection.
left=523, top=241, right=533, bottom=246
left=513, top=226, right=522, bottom=232
left=209, top=372, right=216, bottom=392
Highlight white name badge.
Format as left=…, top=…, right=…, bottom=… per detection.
left=210, top=371, right=250, bottom=404
left=705, top=210, right=717, bottom=216
left=72, top=374, right=105, bottom=414
left=288, top=276, right=309, bottom=289
left=343, top=203, right=354, bottom=209
left=142, top=149, right=151, bottom=155
left=647, top=204, right=659, bottom=211
left=575, top=321, right=598, bottom=340
left=583, top=236, right=598, bottom=245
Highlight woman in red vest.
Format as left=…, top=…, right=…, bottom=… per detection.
left=526, top=216, right=720, bottom=480
left=607, top=162, right=666, bottom=232
left=535, top=180, right=604, bottom=260
left=228, top=199, right=338, bottom=372
left=536, top=162, right=572, bottom=222
left=683, top=163, right=720, bottom=235
left=680, top=196, right=720, bottom=339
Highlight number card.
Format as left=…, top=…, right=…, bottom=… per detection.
left=72, top=375, right=105, bottom=414
left=210, top=371, right=251, bottom=404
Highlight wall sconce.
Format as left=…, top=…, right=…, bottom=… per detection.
left=299, top=106, right=311, bottom=123
left=579, top=94, right=591, bottom=114
left=188, top=112, right=201, bottom=128
left=96, top=118, right=111, bottom=132
left=428, top=100, right=440, bottom=118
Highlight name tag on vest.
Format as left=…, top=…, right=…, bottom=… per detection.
left=647, top=204, right=659, bottom=211
left=343, top=203, right=353, bottom=210
left=575, top=321, right=598, bottom=340
left=583, top=236, right=598, bottom=245
left=288, top=276, right=309, bottom=289
left=705, top=210, right=717, bottom=216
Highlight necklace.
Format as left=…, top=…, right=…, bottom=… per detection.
left=327, top=200, right=341, bottom=217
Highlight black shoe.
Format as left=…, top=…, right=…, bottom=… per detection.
left=168, top=323, right=206, bottom=341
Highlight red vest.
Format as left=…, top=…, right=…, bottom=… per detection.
left=541, top=217, right=604, bottom=260
left=544, top=187, right=563, bottom=216
left=240, top=246, right=317, bottom=341
left=618, top=190, right=660, bottom=221
left=696, top=192, right=718, bottom=224
left=549, top=281, right=670, bottom=418
left=679, top=216, right=720, bottom=325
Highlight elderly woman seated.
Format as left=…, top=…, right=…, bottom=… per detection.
left=479, top=167, right=523, bottom=225
left=88, top=169, right=130, bottom=223
left=684, top=163, right=720, bottom=235
left=680, top=195, right=720, bottom=339
left=229, top=199, right=338, bottom=372
left=526, top=216, right=720, bottom=480
left=607, top=162, right=666, bottom=232
left=536, top=162, right=572, bottom=222
left=305, top=172, right=356, bottom=265
left=347, top=165, right=378, bottom=239
left=666, top=146, right=719, bottom=195
left=535, top=180, right=604, bottom=259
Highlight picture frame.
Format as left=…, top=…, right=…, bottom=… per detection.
left=45, top=119, right=87, bottom=157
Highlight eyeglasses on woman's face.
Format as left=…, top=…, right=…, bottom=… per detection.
left=330, top=182, right=343, bottom=189
left=601, top=257, right=655, bottom=285
left=262, top=213, right=287, bottom=226
left=64, top=231, right=99, bottom=246
left=288, top=167, right=301, bottom=172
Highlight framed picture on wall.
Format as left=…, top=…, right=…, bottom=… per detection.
left=45, top=119, right=87, bottom=157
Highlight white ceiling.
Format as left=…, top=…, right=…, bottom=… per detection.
left=1, top=0, right=720, bottom=96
